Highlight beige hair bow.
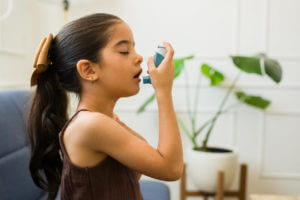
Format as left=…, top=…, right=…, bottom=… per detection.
left=30, top=33, right=53, bottom=87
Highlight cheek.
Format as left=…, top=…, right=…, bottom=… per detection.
left=109, top=59, right=132, bottom=78
left=100, top=54, right=132, bottom=85
left=101, top=65, right=130, bottom=89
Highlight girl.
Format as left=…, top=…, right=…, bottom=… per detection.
left=27, top=13, right=183, bottom=200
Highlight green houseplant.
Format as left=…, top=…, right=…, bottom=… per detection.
left=136, top=53, right=283, bottom=191
left=137, top=53, right=283, bottom=152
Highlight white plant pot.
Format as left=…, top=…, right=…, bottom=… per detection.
left=185, top=145, right=239, bottom=192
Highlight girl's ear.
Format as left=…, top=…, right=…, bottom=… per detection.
left=76, top=59, right=99, bottom=81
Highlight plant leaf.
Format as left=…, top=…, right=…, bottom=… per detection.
left=233, top=53, right=283, bottom=83
left=257, top=54, right=283, bottom=83
left=174, top=55, right=194, bottom=79
left=231, top=56, right=262, bottom=75
left=264, top=58, right=282, bottom=83
left=173, top=59, right=185, bottom=79
left=201, top=63, right=225, bottom=86
left=235, top=91, right=271, bottom=109
left=255, top=53, right=283, bottom=83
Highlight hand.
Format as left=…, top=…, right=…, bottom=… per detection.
left=146, top=41, right=175, bottom=93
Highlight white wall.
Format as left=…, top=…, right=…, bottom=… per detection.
left=1, top=0, right=300, bottom=199
left=0, top=0, right=34, bottom=89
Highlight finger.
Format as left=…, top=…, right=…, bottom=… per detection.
left=162, top=41, right=174, bottom=62
left=147, top=55, right=156, bottom=71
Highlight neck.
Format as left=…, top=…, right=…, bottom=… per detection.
left=76, top=91, right=118, bottom=119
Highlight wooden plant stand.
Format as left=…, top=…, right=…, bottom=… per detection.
left=180, top=163, right=248, bottom=200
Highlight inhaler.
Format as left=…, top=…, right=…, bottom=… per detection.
left=143, top=45, right=167, bottom=84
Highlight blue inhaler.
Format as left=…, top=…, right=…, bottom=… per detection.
left=143, top=45, right=167, bottom=84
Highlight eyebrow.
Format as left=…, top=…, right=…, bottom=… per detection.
left=113, top=40, right=135, bottom=48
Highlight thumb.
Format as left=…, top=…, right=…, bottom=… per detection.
left=147, top=55, right=156, bottom=71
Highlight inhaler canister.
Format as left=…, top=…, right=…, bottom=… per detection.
left=143, top=45, right=167, bottom=84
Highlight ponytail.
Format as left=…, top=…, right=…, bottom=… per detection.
left=27, top=66, right=68, bottom=200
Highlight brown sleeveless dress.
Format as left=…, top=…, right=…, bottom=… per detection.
left=58, top=108, right=144, bottom=200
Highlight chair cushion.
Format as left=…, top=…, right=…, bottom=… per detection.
left=0, top=90, right=46, bottom=200
left=139, top=180, right=170, bottom=200
left=0, top=145, right=45, bottom=200
left=0, top=90, right=32, bottom=157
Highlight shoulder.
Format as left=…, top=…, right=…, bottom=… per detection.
left=66, top=111, right=110, bottom=145
left=75, top=111, right=113, bottom=135
left=73, top=111, right=120, bottom=147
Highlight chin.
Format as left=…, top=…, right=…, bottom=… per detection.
left=120, top=86, right=140, bottom=97
left=130, top=86, right=140, bottom=96
left=133, top=87, right=140, bottom=95
left=131, top=85, right=141, bottom=96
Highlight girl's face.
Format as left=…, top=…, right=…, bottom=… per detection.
left=96, top=21, right=143, bottom=98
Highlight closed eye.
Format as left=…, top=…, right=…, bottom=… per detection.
left=120, top=52, right=129, bottom=55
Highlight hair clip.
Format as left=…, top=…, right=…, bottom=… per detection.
left=30, top=33, right=53, bottom=87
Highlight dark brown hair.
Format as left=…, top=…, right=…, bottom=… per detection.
left=26, top=13, right=122, bottom=200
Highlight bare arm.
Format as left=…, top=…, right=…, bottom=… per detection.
left=113, top=108, right=183, bottom=180
left=156, top=90, right=183, bottom=176
left=145, top=41, right=183, bottom=177
left=117, top=121, right=146, bottom=180
left=113, top=113, right=146, bottom=180
left=116, top=92, right=184, bottom=179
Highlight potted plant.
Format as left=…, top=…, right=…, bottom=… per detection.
left=137, top=53, right=283, bottom=192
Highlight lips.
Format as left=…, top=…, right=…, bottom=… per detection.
left=133, top=69, right=143, bottom=78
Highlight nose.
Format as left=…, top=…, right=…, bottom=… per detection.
left=136, top=53, right=143, bottom=64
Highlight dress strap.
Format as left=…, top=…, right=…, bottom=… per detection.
left=58, top=108, right=90, bottom=161
left=63, top=108, right=89, bottom=130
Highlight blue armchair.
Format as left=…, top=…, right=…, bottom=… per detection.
left=0, top=90, right=170, bottom=200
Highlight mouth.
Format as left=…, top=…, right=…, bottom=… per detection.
left=133, top=69, right=143, bottom=79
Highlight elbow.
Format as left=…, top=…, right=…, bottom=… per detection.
left=175, top=165, right=184, bottom=180
left=168, top=164, right=183, bottom=181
